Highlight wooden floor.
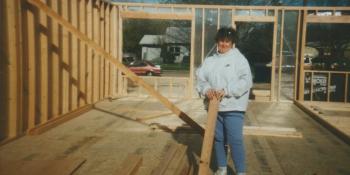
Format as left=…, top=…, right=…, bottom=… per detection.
left=297, top=101, right=350, bottom=140
left=0, top=97, right=350, bottom=175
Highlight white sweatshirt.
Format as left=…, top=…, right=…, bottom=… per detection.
left=196, top=48, right=252, bottom=112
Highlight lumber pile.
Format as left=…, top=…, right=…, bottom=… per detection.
left=151, top=143, right=193, bottom=175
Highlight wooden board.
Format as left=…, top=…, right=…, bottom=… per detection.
left=70, top=0, right=79, bottom=111
left=198, top=98, right=219, bottom=175
left=151, top=143, right=190, bottom=175
left=61, top=0, right=69, bottom=114
left=0, top=158, right=86, bottom=175
left=271, top=9, right=278, bottom=101
left=306, top=16, right=350, bottom=23
left=244, top=126, right=303, bottom=138
left=294, top=100, right=350, bottom=145
left=234, top=15, right=274, bottom=22
left=110, top=5, right=117, bottom=97
left=92, top=0, right=100, bottom=103
left=86, top=0, right=93, bottom=104
left=151, top=143, right=179, bottom=175
left=78, top=0, right=87, bottom=107
left=26, top=0, right=36, bottom=130
left=136, top=112, right=173, bottom=121
left=99, top=1, right=105, bottom=100
left=163, top=144, right=187, bottom=175
left=28, top=104, right=93, bottom=135
left=104, top=4, right=110, bottom=98
left=39, top=0, right=48, bottom=124
left=50, top=0, right=60, bottom=118
left=3, top=0, right=21, bottom=137
left=26, top=0, right=204, bottom=135
left=120, top=11, right=192, bottom=20
left=114, top=154, right=142, bottom=175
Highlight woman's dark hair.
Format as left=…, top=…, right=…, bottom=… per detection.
left=215, top=27, right=237, bottom=44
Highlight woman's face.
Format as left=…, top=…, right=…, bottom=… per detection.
left=217, top=38, right=233, bottom=54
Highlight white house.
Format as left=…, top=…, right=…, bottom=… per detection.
left=139, top=27, right=190, bottom=64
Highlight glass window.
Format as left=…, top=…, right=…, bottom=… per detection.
left=317, top=10, right=334, bottom=16
left=123, top=19, right=191, bottom=77
left=304, top=72, right=312, bottom=100
left=235, top=10, right=250, bottom=16
left=127, top=6, right=142, bottom=11
left=330, top=74, right=346, bottom=102
left=268, top=10, right=275, bottom=16
left=251, top=10, right=265, bottom=16
left=129, top=60, right=147, bottom=67
left=280, top=11, right=299, bottom=101
left=335, top=10, right=350, bottom=16
left=305, top=23, right=350, bottom=71
left=220, top=9, right=232, bottom=28
left=204, top=9, right=218, bottom=58
left=312, top=73, right=328, bottom=101
left=173, top=8, right=190, bottom=13
left=143, top=7, right=157, bottom=13
left=236, top=22, right=274, bottom=86
left=195, top=8, right=203, bottom=67
left=158, top=7, right=172, bottom=13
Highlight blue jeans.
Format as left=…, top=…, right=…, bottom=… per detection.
left=214, top=111, right=245, bottom=173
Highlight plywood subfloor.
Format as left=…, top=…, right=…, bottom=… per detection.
left=1, top=98, right=350, bottom=175
left=0, top=159, right=85, bottom=175
left=299, top=101, right=350, bottom=139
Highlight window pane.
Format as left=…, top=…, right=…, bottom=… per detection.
left=204, top=9, right=218, bottom=58
left=220, top=9, right=232, bottom=28
left=236, top=22, right=274, bottom=85
left=305, top=23, right=350, bottom=71
left=304, top=72, right=312, bottom=100
left=195, top=8, right=203, bottom=67
left=330, top=74, right=346, bottom=102
left=280, top=11, right=299, bottom=100
left=312, top=73, right=328, bottom=101
left=123, top=19, right=191, bottom=77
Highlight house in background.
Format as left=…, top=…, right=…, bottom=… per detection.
left=139, top=35, right=164, bottom=63
left=139, top=27, right=190, bottom=64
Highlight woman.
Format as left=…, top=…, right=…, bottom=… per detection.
left=196, top=27, right=252, bottom=175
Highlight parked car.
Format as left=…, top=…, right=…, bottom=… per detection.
left=127, top=60, right=161, bottom=76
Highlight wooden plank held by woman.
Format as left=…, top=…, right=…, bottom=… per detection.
left=198, top=96, right=220, bottom=175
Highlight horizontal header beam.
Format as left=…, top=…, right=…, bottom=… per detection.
left=306, top=15, right=350, bottom=23
left=120, top=11, right=192, bottom=20
left=233, top=15, right=275, bottom=22
left=109, top=2, right=350, bottom=11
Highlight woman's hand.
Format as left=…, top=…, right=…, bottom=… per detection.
left=216, top=89, right=225, bottom=100
left=206, top=89, right=225, bottom=100
left=206, top=89, right=216, bottom=100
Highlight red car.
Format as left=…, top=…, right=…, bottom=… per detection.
left=127, top=60, right=161, bottom=76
